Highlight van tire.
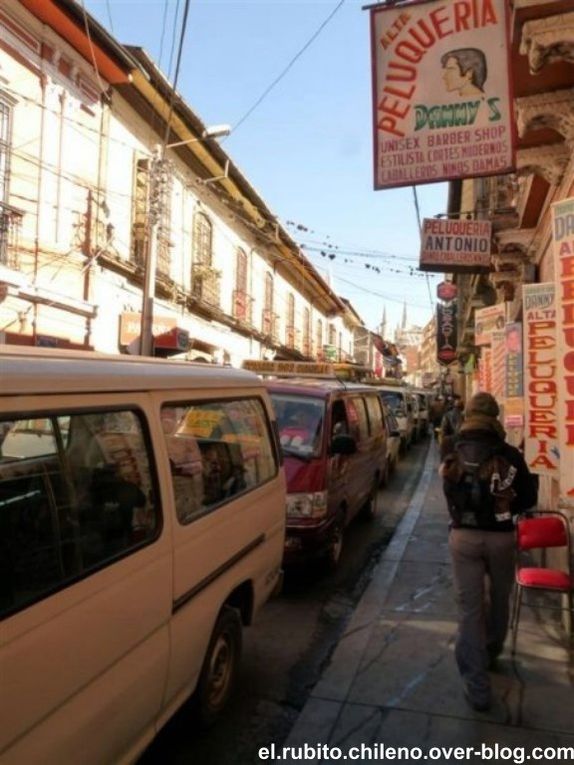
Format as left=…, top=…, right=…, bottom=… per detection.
left=324, top=517, right=344, bottom=569
left=362, top=480, right=381, bottom=521
left=195, top=606, right=242, bottom=726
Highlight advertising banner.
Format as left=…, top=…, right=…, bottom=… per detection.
left=504, top=322, right=523, bottom=398
left=491, top=330, right=506, bottom=399
left=552, top=198, right=574, bottom=504
left=478, top=347, right=492, bottom=392
left=420, top=218, right=491, bottom=272
left=369, top=0, right=514, bottom=190
left=474, top=303, right=507, bottom=346
left=436, top=301, right=457, bottom=366
left=523, top=283, right=559, bottom=476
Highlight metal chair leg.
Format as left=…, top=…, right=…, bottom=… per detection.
left=511, top=585, right=523, bottom=655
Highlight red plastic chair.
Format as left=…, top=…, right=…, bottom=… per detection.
left=511, top=511, right=573, bottom=654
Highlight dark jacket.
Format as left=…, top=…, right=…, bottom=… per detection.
left=441, top=422, right=538, bottom=530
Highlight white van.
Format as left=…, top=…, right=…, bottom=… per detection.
left=0, top=347, right=285, bottom=764
left=375, top=384, right=414, bottom=452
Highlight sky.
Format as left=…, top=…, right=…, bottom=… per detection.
left=85, top=0, right=448, bottom=337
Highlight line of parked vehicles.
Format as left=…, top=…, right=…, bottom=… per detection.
left=0, top=349, right=432, bottom=764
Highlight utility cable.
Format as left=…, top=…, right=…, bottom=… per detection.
left=231, top=0, right=346, bottom=136
left=163, top=0, right=191, bottom=148
left=412, top=185, right=434, bottom=310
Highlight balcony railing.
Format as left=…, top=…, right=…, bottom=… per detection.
left=232, top=289, right=253, bottom=325
left=192, top=263, right=220, bottom=307
left=0, top=202, right=23, bottom=270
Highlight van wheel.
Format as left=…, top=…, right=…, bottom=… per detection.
left=362, top=480, right=381, bottom=521
left=195, top=606, right=242, bottom=726
left=324, top=519, right=344, bottom=569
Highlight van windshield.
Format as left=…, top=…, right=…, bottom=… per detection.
left=271, top=394, right=324, bottom=459
left=380, top=392, right=405, bottom=416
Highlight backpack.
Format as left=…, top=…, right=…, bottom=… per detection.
left=442, top=439, right=518, bottom=530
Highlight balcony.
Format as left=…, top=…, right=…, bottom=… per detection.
left=192, top=263, right=220, bottom=307
left=0, top=202, right=23, bottom=270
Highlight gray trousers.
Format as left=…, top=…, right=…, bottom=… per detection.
left=449, top=528, right=515, bottom=700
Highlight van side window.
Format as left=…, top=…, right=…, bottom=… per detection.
left=161, top=397, right=278, bottom=525
left=347, top=398, right=369, bottom=441
left=330, top=400, right=348, bottom=438
left=0, top=410, right=158, bottom=620
left=364, top=395, right=384, bottom=436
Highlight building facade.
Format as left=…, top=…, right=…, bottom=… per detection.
left=0, top=0, right=360, bottom=367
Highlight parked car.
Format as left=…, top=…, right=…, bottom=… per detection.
left=266, top=378, right=388, bottom=568
left=0, top=347, right=286, bottom=764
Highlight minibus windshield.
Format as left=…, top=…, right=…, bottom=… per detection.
left=271, top=394, right=324, bottom=459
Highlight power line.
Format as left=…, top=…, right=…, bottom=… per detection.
left=231, top=0, right=346, bottom=136
left=163, top=0, right=191, bottom=148
left=105, top=0, right=114, bottom=32
left=412, top=185, right=434, bottom=310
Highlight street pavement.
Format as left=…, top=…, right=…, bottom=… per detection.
left=283, top=441, right=574, bottom=762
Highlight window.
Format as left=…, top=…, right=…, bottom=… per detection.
left=347, top=397, right=369, bottom=441
left=0, top=97, right=11, bottom=207
left=286, top=293, right=295, bottom=348
left=0, top=409, right=159, bottom=620
left=365, top=395, right=384, bottom=437
left=233, top=248, right=250, bottom=322
left=161, top=398, right=277, bottom=524
left=193, top=211, right=213, bottom=267
left=271, top=394, right=324, bottom=458
left=0, top=93, right=18, bottom=268
left=316, top=319, right=323, bottom=357
left=303, top=308, right=311, bottom=356
left=262, top=272, right=274, bottom=334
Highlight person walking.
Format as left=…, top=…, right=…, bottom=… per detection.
left=440, top=394, right=464, bottom=441
left=439, top=392, right=537, bottom=712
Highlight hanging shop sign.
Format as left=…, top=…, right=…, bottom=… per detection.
left=436, top=301, right=457, bottom=365
left=504, top=322, right=524, bottom=428
left=369, top=0, right=514, bottom=190
left=419, top=218, right=491, bottom=272
left=523, top=283, right=559, bottom=477
left=478, top=347, right=492, bottom=392
left=474, top=302, right=507, bottom=346
left=551, top=197, right=574, bottom=504
left=436, top=280, right=457, bottom=301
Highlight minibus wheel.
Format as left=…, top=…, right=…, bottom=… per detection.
left=362, top=479, right=381, bottom=520
left=324, top=516, right=344, bottom=569
left=195, top=605, right=242, bottom=726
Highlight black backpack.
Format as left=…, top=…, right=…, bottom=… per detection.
left=442, top=439, right=518, bottom=530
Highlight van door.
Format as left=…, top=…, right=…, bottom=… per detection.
left=345, top=396, right=380, bottom=518
left=157, top=394, right=283, bottom=722
left=0, top=396, right=171, bottom=765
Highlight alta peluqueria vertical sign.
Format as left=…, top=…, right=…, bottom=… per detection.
left=369, top=0, right=514, bottom=190
left=522, top=283, right=559, bottom=478
left=552, top=198, right=574, bottom=506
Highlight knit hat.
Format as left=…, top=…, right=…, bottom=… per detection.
left=465, top=392, right=499, bottom=418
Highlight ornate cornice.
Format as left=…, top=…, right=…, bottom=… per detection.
left=516, top=144, right=571, bottom=186
left=491, top=250, right=526, bottom=272
left=489, top=270, right=521, bottom=302
left=515, top=89, right=574, bottom=142
left=519, top=12, right=574, bottom=74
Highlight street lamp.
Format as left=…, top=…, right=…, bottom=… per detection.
left=165, top=124, right=231, bottom=150
left=139, top=124, right=231, bottom=356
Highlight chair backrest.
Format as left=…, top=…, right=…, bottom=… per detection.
left=517, top=515, right=569, bottom=552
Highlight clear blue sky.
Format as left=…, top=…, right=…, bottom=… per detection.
left=86, top=0, right=447, bottom=336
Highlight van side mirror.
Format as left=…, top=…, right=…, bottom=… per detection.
left=330, top=433, right=357, bottom=456
left=390, top=430, right=400, bottom=438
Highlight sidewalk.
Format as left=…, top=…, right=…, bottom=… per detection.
left=285, top=442, right=574, bottom=760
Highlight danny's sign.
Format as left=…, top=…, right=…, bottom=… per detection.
left=369, top=0, right=514, bottom=189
